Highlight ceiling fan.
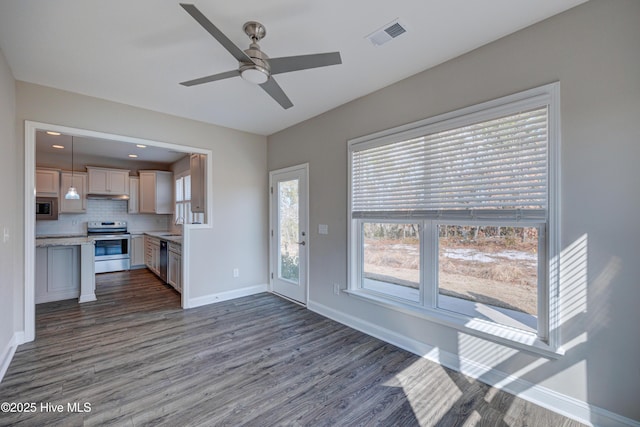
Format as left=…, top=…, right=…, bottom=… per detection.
left=179, top=3, right=342, bottom=109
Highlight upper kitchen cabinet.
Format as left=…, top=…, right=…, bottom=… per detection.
left=59, top=172, right=87, bottom=213
left=128, top=176, right=139, bottom=214
left=139, top=171, right=173, bottom=214
left=190, top=154, right=206, bottom=213
left=36, top=168, right=60, bottom=197
left=86, top=166, right=130, bottom=195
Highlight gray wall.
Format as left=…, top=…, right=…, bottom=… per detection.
left=14, top=81, right=269, bottom=330
left=0, top=48, right=18, bottom=367
left=267, top=0, right=640, bottom=421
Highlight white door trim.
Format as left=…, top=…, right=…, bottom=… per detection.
left=269, top=163, right=309, bottom=305
left=23, top=120, right=212, bottom=342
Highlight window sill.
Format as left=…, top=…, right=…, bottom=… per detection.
left=344, top=288, right=564, bottom=359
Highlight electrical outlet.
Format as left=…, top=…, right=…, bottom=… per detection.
left=2, top=227, right=8, bottom=243
left=233, top=268, right=239, bottom=278
left=333, top=283, right=340, bottom=295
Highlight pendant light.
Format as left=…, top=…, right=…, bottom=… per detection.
left=64, top=136, right=80, bottom=200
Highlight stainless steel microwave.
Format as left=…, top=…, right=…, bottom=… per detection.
left=35, top=197, right=58, bottom=220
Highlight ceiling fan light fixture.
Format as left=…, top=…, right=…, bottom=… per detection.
left=240, top=65, right=269, bottom=85
left=179, top=5, right=341, bottom=109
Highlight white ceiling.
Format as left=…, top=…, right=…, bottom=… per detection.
left=0, top=0, right=587, bottom=136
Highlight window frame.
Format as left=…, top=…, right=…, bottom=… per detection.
left=358, top=219, right=424, bottom=305
left=347, top=83, right=561, bottom=357
left=175, top=171, right=203, bottom=225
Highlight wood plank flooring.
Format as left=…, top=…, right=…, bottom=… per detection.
left=0, top=269, right=585, bottom=426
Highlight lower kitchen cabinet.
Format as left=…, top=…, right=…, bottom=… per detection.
left=130, top=234, right=145, bottom=268
left=144, top=235, right=160, bottom=275
left=167, top=242, right=182, bottom=293
left=35, top=245, right=80, bottom=303
left=144, top=234, right=181, bottom=293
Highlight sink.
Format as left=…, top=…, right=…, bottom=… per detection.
left=159, top=233, right=182, bottom=237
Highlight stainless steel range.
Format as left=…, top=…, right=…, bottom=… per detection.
left=87, top=221, right=131, bottom=273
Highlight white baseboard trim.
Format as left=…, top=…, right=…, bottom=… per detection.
left=187, top=284, right=268, bottom=309
left=308, top=300, right=639, bottom=427
left=79, top=293, right=97, bottom=303
left=0, top=332, right=23, bottom=383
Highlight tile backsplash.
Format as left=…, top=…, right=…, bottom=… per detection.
left=36, top=199, right=171, bottom=236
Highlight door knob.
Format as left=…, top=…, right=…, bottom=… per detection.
left=296, top=241, right=306, bottom=246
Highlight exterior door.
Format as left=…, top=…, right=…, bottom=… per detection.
left=270, top=164, right=308, bottom=304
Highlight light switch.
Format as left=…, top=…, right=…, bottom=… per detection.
left=318, top=224, right=328, bottom=235
left=3, top=227, right=9, bottom=243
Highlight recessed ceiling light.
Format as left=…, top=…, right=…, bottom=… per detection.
left=128, top=154, right=138, bottom=158
left=136, top=144, right=147, bottom=148
left=52, top=144, right=65, bottom=149
left=46, top=131, right=61, bottom=136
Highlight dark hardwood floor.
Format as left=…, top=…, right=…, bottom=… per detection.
left=1, top=269, right=584, bottom=426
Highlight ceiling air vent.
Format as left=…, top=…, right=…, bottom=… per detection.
left=366, top=19, right=408, bottom=46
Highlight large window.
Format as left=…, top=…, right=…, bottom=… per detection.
left=348, top=84, right=560, bottom=353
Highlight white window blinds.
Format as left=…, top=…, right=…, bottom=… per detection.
left=351, top=107, right=548, bottom=219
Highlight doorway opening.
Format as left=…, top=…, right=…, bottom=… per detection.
left=24, top=120, right=212, bottom=342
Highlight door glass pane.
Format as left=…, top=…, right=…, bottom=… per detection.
left=278, top=179, right=299, bottom=283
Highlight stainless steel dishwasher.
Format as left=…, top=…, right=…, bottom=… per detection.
left=159, top=240, right=168, bottom=283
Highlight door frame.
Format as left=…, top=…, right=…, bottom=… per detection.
left=269, top=163, right=309, bottom=305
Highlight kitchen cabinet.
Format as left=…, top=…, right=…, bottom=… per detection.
left=139, top=171, right=173, bottom=214
left=35, top=245, right=80, bottom=303
left=167, top=242, right=182, bottom=293
left=130, top=234, right=145, bottom=268
left=144, top=235, right=160, bottom=275
left=128, top=176, right=139, bottom=214
left=59, top=172, right=87, bottom=213
left=36, top=168, right=60, bottom=197
left=86, top=166, right=130, bottom=195
left=190, top=153, right=206, bottom=213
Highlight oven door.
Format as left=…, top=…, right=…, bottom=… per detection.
left=93, top=235, right=130, bottom=273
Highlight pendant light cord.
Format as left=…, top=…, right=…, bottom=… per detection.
left=65, top=135, right=80, bottom=200
left=71, top=136, right=74, bottom=179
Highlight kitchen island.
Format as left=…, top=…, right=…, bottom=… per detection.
left=35, top=235, right=96, bottom=303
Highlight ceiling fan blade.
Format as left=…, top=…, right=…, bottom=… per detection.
left=180, top=3, right=252, bottom=64
left=259, top=77, right=293, bottom=109
left=180, top=70, right=240, bottom=87
left=268, top=52, right=342, bottom=75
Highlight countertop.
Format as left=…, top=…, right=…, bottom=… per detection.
left=143, top=231, right=182, bottom=244
left=36, top=231, right=183, bottom=246
left=36, top=235, right=94, bottom=247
